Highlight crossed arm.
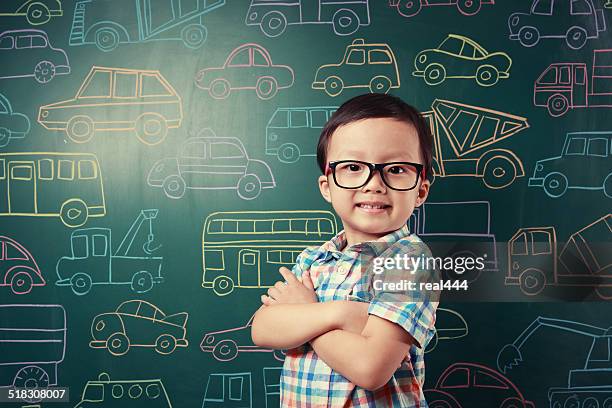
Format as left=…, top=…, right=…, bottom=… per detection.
left=251, top=268, right=416, bottom=391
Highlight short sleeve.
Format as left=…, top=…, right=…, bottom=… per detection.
left=366, top=239, right=439, bottom=349
left=285, top=245, right=320, bottom=282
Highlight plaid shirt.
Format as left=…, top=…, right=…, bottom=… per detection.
left=280, top=224, right=439, bottom=407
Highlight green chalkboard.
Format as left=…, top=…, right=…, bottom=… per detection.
left=0, top=0, right=611, bottom=407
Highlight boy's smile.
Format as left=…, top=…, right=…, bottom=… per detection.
left=318, top=117, right=430, bottom=248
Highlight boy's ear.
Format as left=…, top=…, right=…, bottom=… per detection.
left=414, top=179, right=430, bottom=207
left=318, top=175, right=332, bottom=203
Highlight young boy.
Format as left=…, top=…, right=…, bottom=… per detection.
left=251, top=93, right=439, bottom=407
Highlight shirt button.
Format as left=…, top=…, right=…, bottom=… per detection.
left=337, top=265, right=348, bottom=275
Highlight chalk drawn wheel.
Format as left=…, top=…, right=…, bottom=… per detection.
left=213, top=340, right=238, bottom=361
left=396, top=0, right=422, bottom=17
left=476, top=65, right=499, bottom=87
left=209, top=78, right=231, bottom=99
left=260, top=11, right=287, bottom=38
left=70, top=272, right=92, bottom=296
left=543, top=172, right=568, bottom=198
left=135, top=113, right=167, bottom=146
left=369, top=76, right=392, bottom=94
left=566, top=26, right=587, bottom=50
left=603, top=397, right=612, bottom=408
left=66, top=115, right=94, bottom=143
left=162, top=175, right=186, bottom=199
left=131, top=271, right=154, bottom=293
left=181, top=23, right=207, bottom=49
left=0, top=127, right=10, bottom=147
left=519, top=268, right=546, bottom=296
left=547, top=94, right=569, bottom=117
left=518, top=26, right=540, bottom=47
left=482, top=156, right=516, bottom=189
left=107, top=332, right=130, bottom=356
left=324, top=76, right=344, bottom=97
left=332, top=9, right=360, bottom=36
left=11, top=271, right=33, bottom=295
left=457, top=0, right=481, bottom=15
left=95, top=27, right=120, bottom=52
left=562, top=395, right=580, bottom=408
left=26, top=3, right=51, bottom=25
left=500, top=398, right=523, bottom=408
left=256, top=77, right=278, bottom=100
left=13, top=365, right=49, bottom=403
left=34, top=60, right=56, bottom=83
left=212, top=275, right=234, bottom=296
left=60, top=199, right=88, bottom=228
left=603, top=173, right=612, bottom=198
left=278, top=143, right=300, bottom=163
left=237, top=174, right=262, bottom=200
left=423, top=64, right=446, bottom=86
left=155, top=334, right=177, bottom=355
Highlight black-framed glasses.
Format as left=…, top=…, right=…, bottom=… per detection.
left=325, top=160, right=424, bottom=191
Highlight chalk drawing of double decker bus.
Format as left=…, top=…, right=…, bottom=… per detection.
left=202, top=210, right=337, bottom=296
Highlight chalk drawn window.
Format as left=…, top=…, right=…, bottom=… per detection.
left=72, top=235, right=88, bottom=259
left=532, top=0, right=553, bottom=15
left=439, top=36, right=463, bottom=55
left=112, top=384, right=124, bottom=398
left=587, top=138, right=608, bottom=157
left=310, top=110, right=328, bottom=128
left=30, top=35, right=47, bottom=48
left=474, top=371, right=508, bottom=389
left=38, top=159, right=53, bottom=180
left=58, top=160, right=74, bottom=180
left=92, top=234, right=107, bottom=257
left=566, top=137, right=586, bottom=155
left=571, top=0, right=592, bottom=15
left=347, top=49, right=365, bottom=65
left=182, top=141, right=207, bottom=159
left=537, top=67, right=557, bottom=84
left=0, top=36, right=13, bottom=49
left=117, top=301, right=139, bottom=315
left=242, top=252, right=256, bottom=266
left=531, top=231, right=551, bottom=255
left=6, top=242, right=27, bottom=260
left=136, top=302, right=157, bottom=319
left=204, top=250, right=225, bottom=270
left=80, top=70, right=111, bottom=98
left=79, top=160, right=97, bottom=179
left=511, top=232, right=528, bottom=255
left=290, top=110, right=307, bottom=128
left=269, top=110, right=288, bottom=128
left=253, top=48, right=269, bottom=67
left=559, top=66, right=570, bottom=84
left=369, top=49, right=392, bottom=64
left=205, top=375, right=223, bottom=402
left=461, top=42, right=475, bottom=59
left=114, top=72, right=138, bottom=98
left=575, top=66, right=586, bottom=85
left=211, top=143, right=244, bottom=159
left=0, top=159, right=4, bottom=179
left=128, top=384, right=143, bottom=399
left=440, top=367, right=469, bottom=388
left=16, top=35, right=32, bottom=49
left=141, top=74, right=171, bottom=97
left=228, top=48, right=250, bottom=67
left=229, top=376, right=243, bottom=401
left=320, top=219, right=334, bottom=234
left=146, top=383, right=161, bottom=399
left=11, top=165, right=32, bottom=181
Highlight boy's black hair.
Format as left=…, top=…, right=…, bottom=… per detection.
left=316, top=93, right=433, bottom=181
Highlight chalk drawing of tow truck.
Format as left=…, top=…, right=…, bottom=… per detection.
left=56, top=209, right=163, bottom=296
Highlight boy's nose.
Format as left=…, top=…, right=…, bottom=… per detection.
left=362, top=169, right=387, bottom=193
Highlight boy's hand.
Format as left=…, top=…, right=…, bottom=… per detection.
left=261, top=267, right=317, bottom=306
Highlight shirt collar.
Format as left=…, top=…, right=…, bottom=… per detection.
left=319, top=224, right=412, bottom=260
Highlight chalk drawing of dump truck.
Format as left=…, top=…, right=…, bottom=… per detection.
left=423, top=99, right=529, bottom=189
